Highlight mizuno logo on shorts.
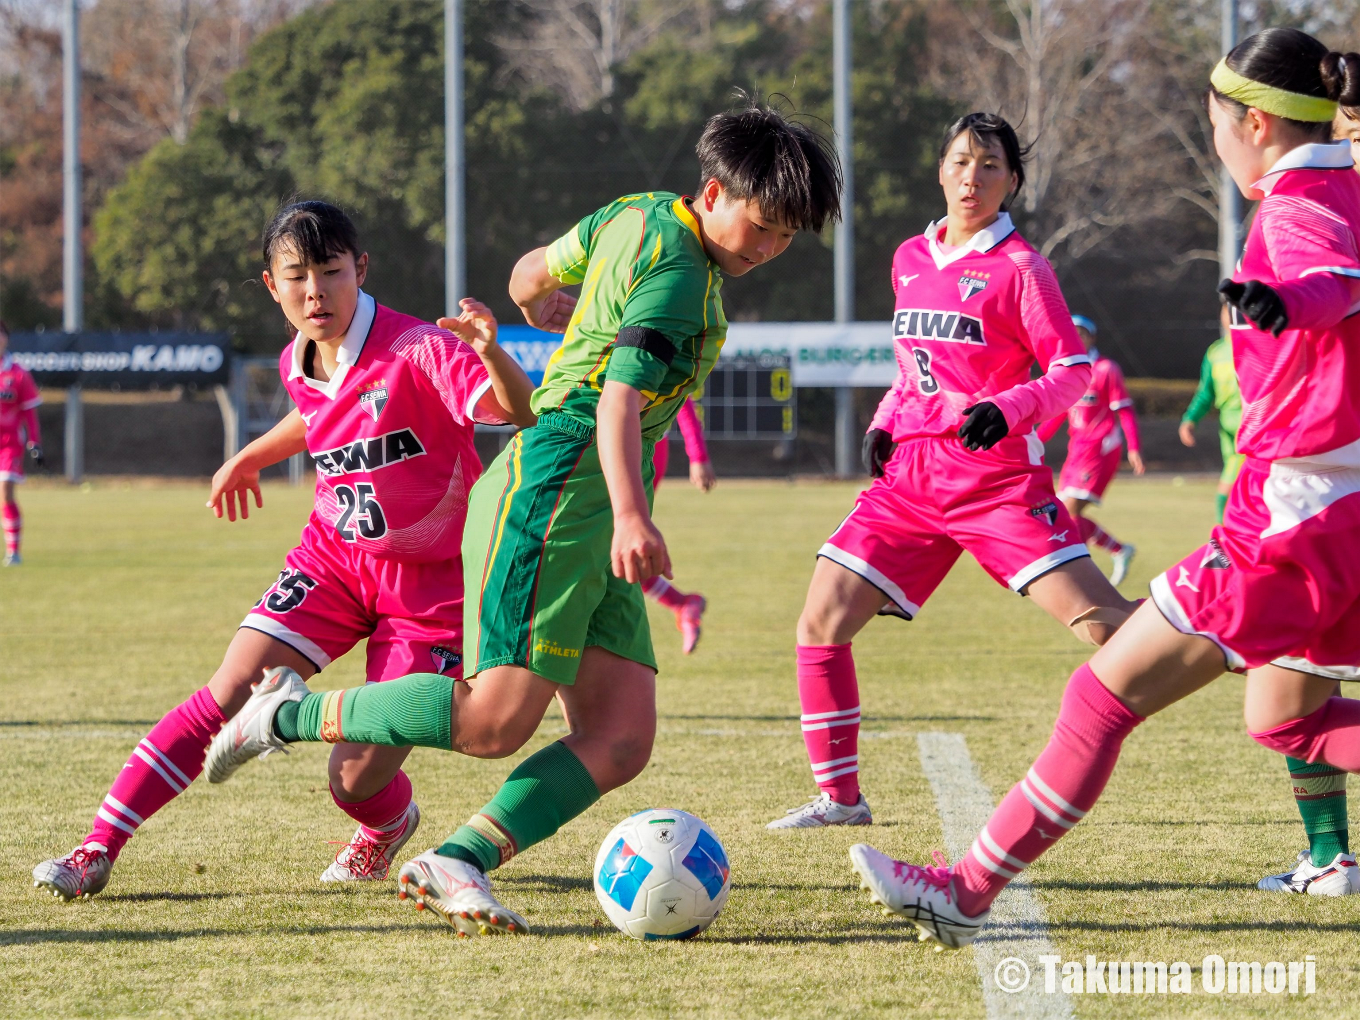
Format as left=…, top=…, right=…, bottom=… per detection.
left=892, top=309, right=986, bottom=346
left=313, top=428, right=426, bottom=476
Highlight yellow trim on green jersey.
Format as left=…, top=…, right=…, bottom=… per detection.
left=532, top=192, right=727, bottom=441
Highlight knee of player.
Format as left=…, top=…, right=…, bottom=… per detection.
left=797, top=605, right=842, bottom=646
left=1067, top=605, right=1134, bottom=647
left=465, top=718, right=538, bottom=759
left=606, top=733, right=653, bottom=786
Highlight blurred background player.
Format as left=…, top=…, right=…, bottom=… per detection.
left=1180, top=304, right=1243, bottom=523
left=1048, top=314, right=1144, bottom=586
left=645, top=396, right=714, bottom=653
left=768, top=113, right=1138, bottom=831
left=0, top=320, right=43, bottom=566
left=32, top=201, right=535, bottom=900
left=847, top=28, right=1360, bottom=945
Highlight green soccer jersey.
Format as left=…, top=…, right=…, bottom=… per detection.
left=536, top=192, right=727, bottom=441
left=1183, top=334, right=1242, bottom=439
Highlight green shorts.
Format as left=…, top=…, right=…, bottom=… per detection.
left=1219, top=430, right=1245, bottom=485
left=462, top=412, right=657, bottom=685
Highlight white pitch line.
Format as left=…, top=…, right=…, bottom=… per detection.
left=917, top=732, right=1073, bottom=1020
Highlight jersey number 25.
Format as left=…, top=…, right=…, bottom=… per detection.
left=334, top=482, right=388, bottom=541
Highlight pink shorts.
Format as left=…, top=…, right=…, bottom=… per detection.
left=1056, top=438, right=1122, bottom=504
left=241, top=522, right=464, bottom=682
left=820, top=434, right=1090, bottom=619
left=0, top=444, right=25, bottom=483
left=1150, top=455, right=1360, bottom=677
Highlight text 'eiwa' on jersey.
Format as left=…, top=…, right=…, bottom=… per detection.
left=279, top=291, right=504, bottom=564
left=870, top=213, right=1092, bottom=448
left=540, top=192, right=727, bottom=442
left=1229, top=142, right=1360, bottom=462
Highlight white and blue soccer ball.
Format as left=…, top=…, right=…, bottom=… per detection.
left=593, top=808, right=731, bottom=940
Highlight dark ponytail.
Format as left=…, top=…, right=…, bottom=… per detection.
left=1211, top=28, right=1357, bottom=140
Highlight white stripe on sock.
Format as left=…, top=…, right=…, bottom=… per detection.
left=97, top=807, right=138, bottom=836
left=809, top=754, right=859, bottom=771
left=969, top=839, right=1023, bottom=879
left=133, top=746, right=186, bottom=794
left=812, top=764, right=860, bottom=782
left=801, top=713, right=861, bottom=732
left=1020, top=779, right=1076, bottom=830
left=140, top=739, right=193, bottom=788
left=103, top=794, right=145, bottom=826
left=800, top=706, right=861, bottom=722
left=978, top=827, right=1028, bottom=872
left=1025, top=767, right=1086, bottom=821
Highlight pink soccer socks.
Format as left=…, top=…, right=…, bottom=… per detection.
left=86, top=687, right=226, bottom=859
left=797, top=644, right=861, bottom=805
left=2, top=501, right=19, bottom=560
left=332, top=770, right=414, bottom=839
left=952, top=664, right=1142, bottom=916
left=1253, top=698, right=1360, bottom=772
left=1077, top=516, right=1123, bottom=554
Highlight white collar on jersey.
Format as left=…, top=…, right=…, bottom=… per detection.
left=1253, top=141, right=1354, bottom=196
left=288, top=289, right=376, bottom=400
left=924, top=212, right=1017, bottom=270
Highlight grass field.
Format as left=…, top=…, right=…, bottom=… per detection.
left=3, top=475, right=1357, bottom=1018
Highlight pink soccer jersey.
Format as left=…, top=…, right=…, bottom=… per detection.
left=1065, top=355, right=1139, bottom=456
left=0, top=354, right=41, bottom=451
left=281, top=292, right=504, bottom=564
left=869, top=214, right=1092, bottom=444
left=1231, top=143, right=1360, bottom=461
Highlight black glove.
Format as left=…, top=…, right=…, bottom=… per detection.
left=27, top=443, right=43, bottom=467
left=1219, top=278, right=1288, bottom=337
left=861, top=428, right=895, bottom=478
left=957, top=401, right=1009, bottom=451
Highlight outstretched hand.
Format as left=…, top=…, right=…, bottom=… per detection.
left=437, top=298, right=499, bottom=355
left=207, top=457, right=262, bottom=522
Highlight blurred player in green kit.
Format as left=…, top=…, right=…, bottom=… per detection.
left=1179, top=305, right=1243, bottom=522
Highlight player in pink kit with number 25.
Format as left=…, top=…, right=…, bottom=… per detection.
left=0, top=319, right=43, bottom=566
left=33, top=201, right=537, bottom=900
left=768, top=113, right=1138, bottom=830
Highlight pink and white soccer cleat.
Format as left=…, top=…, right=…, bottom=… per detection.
left=677, top=594, right=706, bottom=655
left=397, top=850, right=528, bottom=937
left=320, top=803, right=421, bottom=882
left=32, top=844, right=112, bottom=901
left=849, top=843, right=988, bottom=949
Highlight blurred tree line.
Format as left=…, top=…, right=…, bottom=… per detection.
left=3, top=0, right=1360, bottom=374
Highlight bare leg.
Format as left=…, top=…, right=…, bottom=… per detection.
left=328, top=744, right=414, bottom=803
left=796, top=557, right=899, bottom=645
left=208, top=627, right=317, bottom=715
left=1026, top=557, right=1140, bottom=646
left=557, top=646, right=656, bottom=792
left=1244, top=665, right=1342, bottom=734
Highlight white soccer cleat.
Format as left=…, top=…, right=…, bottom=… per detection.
left=396, top=850, right=529, bottom=937
left=1258, top=849, right=1360, bottom=896
left=204, top=666, right=311, bottom=784
left=1109, top=544, right=1136, bottom=586
left=3, top=552, right=20, bottom=566
left=32, top=844, right=112, bottom=901
left=766, top=791, right=873, bottom=830
left=321, top=803, right=421, bottom=882
left=849, top=843, right=988, bottom=950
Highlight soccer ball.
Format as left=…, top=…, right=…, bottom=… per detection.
left=593, top=808, right=731, bottom=940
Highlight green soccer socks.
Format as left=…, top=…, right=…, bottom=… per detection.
left=272, top=673, right=455, bottom=750
left=1285, top=756, right=1349, bottom=864
left=436, top=740, right=601, bottom=873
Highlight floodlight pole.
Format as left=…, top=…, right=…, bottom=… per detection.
left=445, top=0, right=465, bottom=316
left=832, top=0, right=856, bottom=477
left=1218, top=0, right=1241, bottom=280
left=63, top=0, right=84, bottom=483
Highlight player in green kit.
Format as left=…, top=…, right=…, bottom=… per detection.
left=206, top=98, right=842, bottom=934
left=1179, top=305, right=1243, bottom=523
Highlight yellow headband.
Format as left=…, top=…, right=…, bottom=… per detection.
left=1210, top=59, right=1337, bottom=122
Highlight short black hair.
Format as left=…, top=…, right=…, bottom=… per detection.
left=1210, top=28, right=1360, bottom=141
left=696, top=94, right=842, bottom=233
left=263, top=200, right=361, bottom=269
left=939, top=113, right=1031, bottom=212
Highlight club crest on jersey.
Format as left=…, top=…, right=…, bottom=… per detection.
left=1200, top=539, right=1232, bottom=570
left=430, top=645, right=462, bottom=675
left=957, top=270, right=990, bottom=302
left=313, top=428, right=426, bottom=476
left=1030, top=501, right=1060, bottom=527
left=892, top=309, right=986, bottom=346
left=358, top=380, right=389, bottom=422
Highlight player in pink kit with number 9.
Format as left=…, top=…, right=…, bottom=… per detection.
left=32, top=202, right=537, bottom=900
left=0, top=320, right=43, bottom=566
left=769, top=113, right=1139, bottom=830
left=846, top=29, right=1360, bottom=947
